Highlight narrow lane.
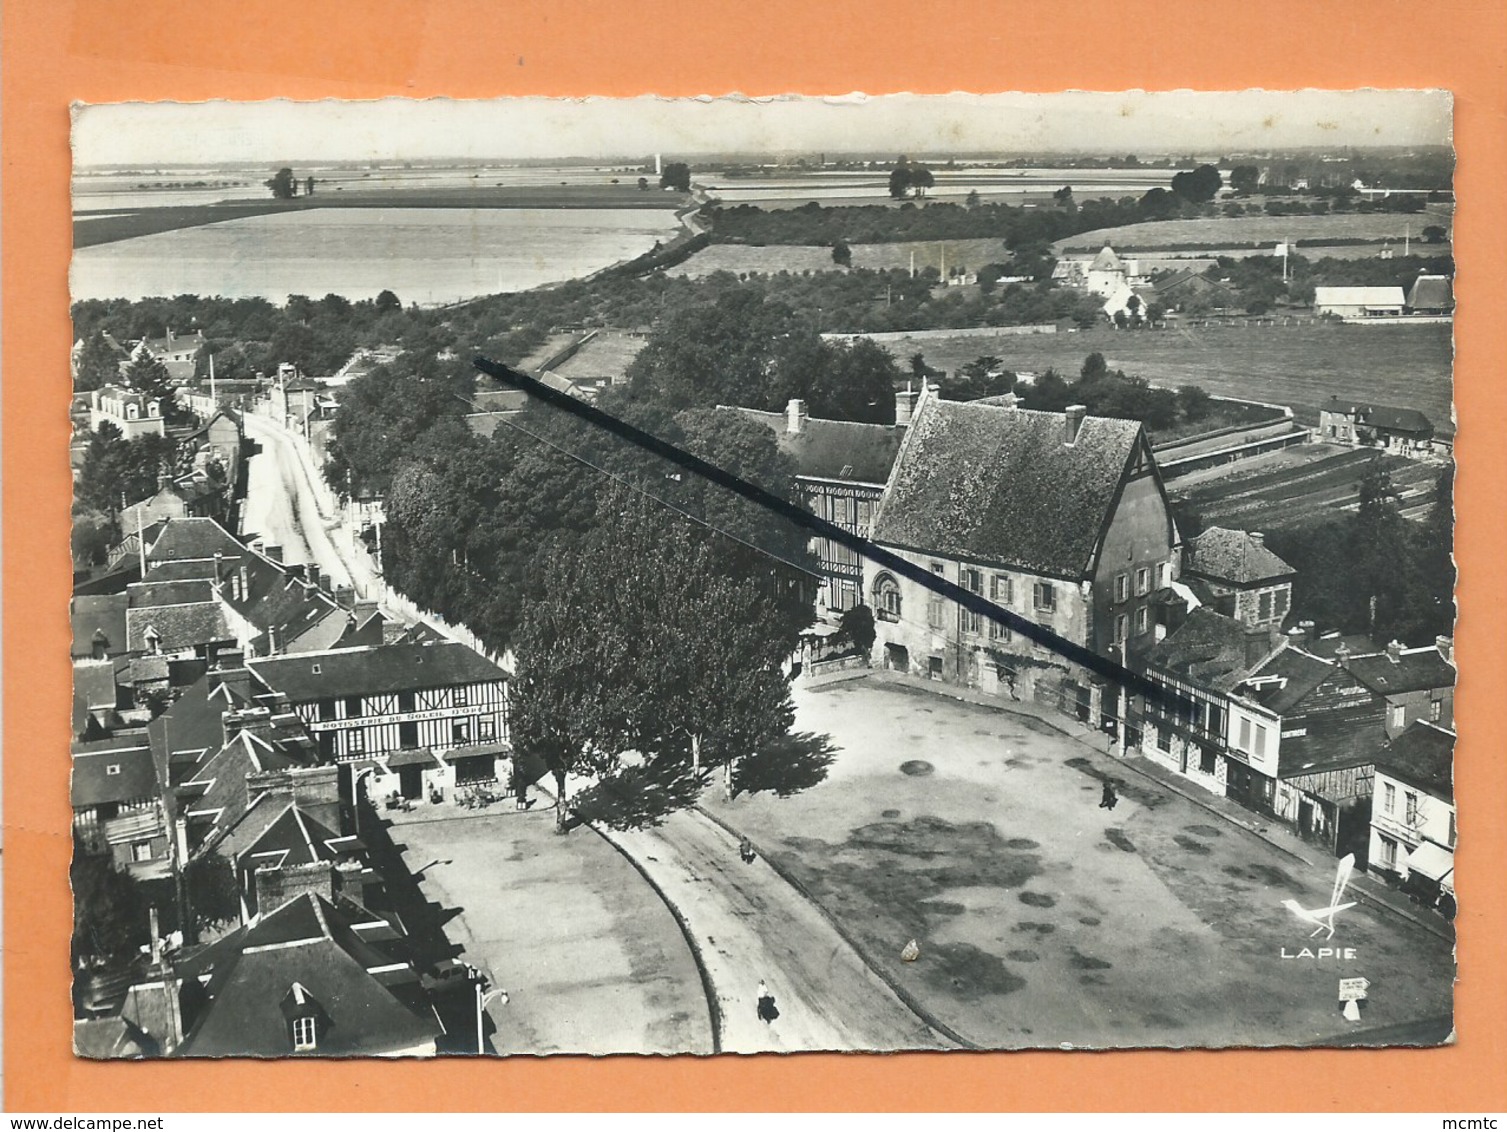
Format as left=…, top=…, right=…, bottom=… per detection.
left=241, top=412, right=354, bottom=590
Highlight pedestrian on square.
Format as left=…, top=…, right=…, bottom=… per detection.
left=756, top=980, right=779, bottom=1024
left=1099, top=780, right=1119, bottom=810
left=739, top=836, right=757, bottom=865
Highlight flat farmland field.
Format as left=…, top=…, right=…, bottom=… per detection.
left=884, top=321, right=1454, bottom=436
left=1054, top=204, right=1454, bottom=254
left=666, top=238, right=1011, bottom=279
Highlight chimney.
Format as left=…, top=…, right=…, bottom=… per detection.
left=1299, top=620, right=1315, bottom=638
left=1286, top=624, right=1307, bottom=647
left=1250, top=531, right=1266, bottom=548
left=1244, top=628, right=1273, bottom=667
left=1063, top=404, right=1087, bottom=445
left=1386, top=640, right=1403, bottom=664
left=264, top=544, right=283, bottom=564
left=306, top=563, right=321, bottom=592
left=786, top=398, right=808, bottom=435
left=1436, top=635, right=1453, bottom=663
left=895, top=385, right=917, bottom=427
left=1334, top=643, right=1351, bottom=668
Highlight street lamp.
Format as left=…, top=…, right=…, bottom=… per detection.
left=464, top=963, right=508, bottom=1055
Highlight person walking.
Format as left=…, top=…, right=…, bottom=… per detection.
left=756, top=980, right=779, bottom=1024
left=739, top=836, right=756, bottom=865
left=1099, top=780, right=1119, bottom=810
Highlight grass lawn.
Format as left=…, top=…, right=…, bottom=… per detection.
left=667, top=238, right=1012, bottom=279
left=707, top=676, right=1454, bottom=1049
left=892, top=321, right=1454, bottom=436
left=1054, top=205, right=1453, bottom=254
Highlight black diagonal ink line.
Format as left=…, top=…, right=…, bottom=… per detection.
left=476, top=355, right=1184, bottom=707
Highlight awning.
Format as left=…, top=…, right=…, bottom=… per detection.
left=441, top=744, right=509, bottom=764
left=385, top=747, right=438, bottom=770
left=1406, top=840, right=1455, bottom=883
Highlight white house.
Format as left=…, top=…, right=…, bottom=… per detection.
left=1313, top=286, right=1405, bottom=320
left=1369, top=720, right=1455, bottom=903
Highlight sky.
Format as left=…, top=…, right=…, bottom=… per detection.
left=72, top=90, right=1453, bottom=167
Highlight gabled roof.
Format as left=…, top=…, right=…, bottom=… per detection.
left=217, top=796, right=351, bottom=869
left=249, top=641, right=507, bottom=704
left=129, top=579, right=216, bottom=609
left=72, top=738, right=159, bottom=809
left=1235, top=646, right=1335, bottom=715
left=1322, top=398, right=1433, bottom=434
left=1375, top=720, right=1455, bottom=802
left=871, top=396, right=1147, bottom=578
left=1314, top=286, right=1406, bottom=307
left=1346, top=646, right=1455, bottom=697
left=181, top=727, right=318, bottom=850
left=1406, top=274, right=1453, bottom=311
left=145, top=518, right=246, bottom=564
left=1183, top=527, right=1295, bottom=586
left=125, top=602, right=231, bottom=654
left=72, top=594, right=129, bottom=659
left=1089, top=245, right=1124, bottom=272
left=147, top=676, right=228, bottom=791
left=726, top=406, right=906, bottom=485
left=176, top=893, right=440, bottom=1058
left=1144, top=608, right=1268, bottom=693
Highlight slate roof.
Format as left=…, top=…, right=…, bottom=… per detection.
left=871, top=397, right=1146, bottom=578
left=1144, top=608, right=1269, bottom=693
left=727, top=406, right=907, bottom=484
left=73, top=658, right=120, bottom=712
left=1278, top=706, right=1388, bottom=779
left=1323, top=398, right=1435, bottom=436
left=72, top=594, right=129, bottom=659
left=1346, top=646, right=1455, bottom=697
left=1183, top=527, right=1295, bottom=586
left=176, top=893, right=439, bottom=1058
left=72, top=738, right=159, bottom=809
left=1304, top=633, right=1378, bottom=660
left=217, top=797, right=353, bottom=869
left=249, top=641, right=507, bottom=703
left=145, top=518, right=246, bottom=564
left=470, top=389, right=530, bottom=413
left=1236, top=646, right=1335, bottom=715
left=1406, top=274, right=1453, bottom=312
left=181, top=727, right=318, bottom=851
left=147, top=676, right=228, bottom=790
left=126, top=602, right=231, bottom=653
left=1375, top=720, right=1455, bottom=802
left=129, top=579, right=216, bottom=609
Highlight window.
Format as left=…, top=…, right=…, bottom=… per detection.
left=1155, top=727, right=1170, bottom=753
left=106, top=764, right=122, bottom=777
left=1378, top=835, right=1398, bottom=870
left=1405, top=792, right=1419, bottom=825
left=989, top=617, right=1011, bottom=642
left=1114, top=574, right=1129, bottom=603
left=1274, top=589, right=1290, bottom=619
left=1135, top=567, right=1150, bottom=596
left=930, top=561, right=945, bottom=576
left=856, top=499, right=873, bottom=528
left=454, top=685, right=469, bottom=707
left=1156, top=561, right=1170, bottom=588
left=1253, top=724, right=1268, bottom=758
left=1388, top=704, right=1406, bottom=731
left=1238, top=717, right=1252, bottom=751
left=962, top=568, right=982, bottom=594
left=398, top=691, right=416, bottom=713
left=344, top=695, right=362, bottom=718
left=991, top=575, right=1013, bottom=605
left=835, top=497, right=852, bottom=525
left=873, top=574, right=902, bottom=622
left=318, top=699, right=337, bottom=722
left=453, top=720, right=472, bottom=745
left=478, top=717, right=497, bottom=742
left=1135, top=607, right=1149, bottom=635
left=1034, top=582, right=1055, bottom=612
left=962, top=608, right=982, bottom=635
left=132, top=841, right=154, bottom=863
left=1114, top=614, right=1128, bottom=643
left=927, top=597, right=947, bottom=629
left=1383, top=782, right=1396, bottom=814
left=293, top=1016, right=318, bottom=1052
left=1208, top=704, right=1225, bottom=738
left=1258, top=592, right=1274, bottom=621
left=1429, top=693, right=1443, bottom=722
left=1199, top=749, right=1217, bottom=775
left=347, top=729, right=365, bottom=755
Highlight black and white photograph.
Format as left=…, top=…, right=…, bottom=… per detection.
left=67, top=91, right=1456, bottom=1059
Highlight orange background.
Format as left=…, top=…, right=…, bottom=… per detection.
left=5, top=0, right=1505, bottom=1113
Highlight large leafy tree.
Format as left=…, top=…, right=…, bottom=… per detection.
left=76, top=422, right=178, bottom=516
left=74, top=330, right=122, bottom=391
left=72, top=846, right=151, bottom=964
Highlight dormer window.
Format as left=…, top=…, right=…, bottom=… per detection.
left=106, top=764, right=122, bottom=776
left=292, top=1015, right=318, bottom=1052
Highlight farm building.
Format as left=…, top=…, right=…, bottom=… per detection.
left=1313, top=286, right=1405, bottom=320
left=1406, top=273, right=1454, bottom=315
left=1318, top=398, right=1434, bottom=455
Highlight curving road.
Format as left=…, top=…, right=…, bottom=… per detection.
left=593, top=801, right=952, bottom=1053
